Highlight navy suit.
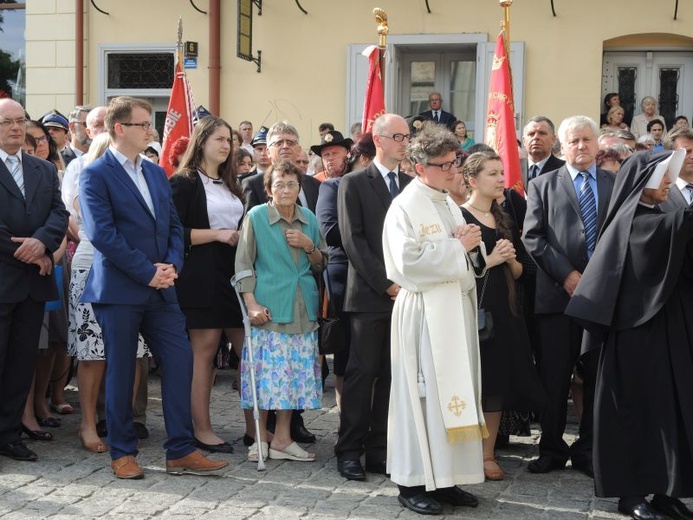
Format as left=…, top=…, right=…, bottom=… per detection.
left=80, top=149, right=195, bottom=461
left=0, top=152, right=68, bottom=446
left=418, top=109, right=456, bottom=126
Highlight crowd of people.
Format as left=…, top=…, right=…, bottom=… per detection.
left=0, top=91, right=692, bottom=519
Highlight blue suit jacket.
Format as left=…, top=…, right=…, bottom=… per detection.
left=79, top=149, right=184, bottom=305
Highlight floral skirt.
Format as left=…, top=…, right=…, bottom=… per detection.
left=68, top=268, right=149, bottom=360
left=240, top=328, right=322, bottom=410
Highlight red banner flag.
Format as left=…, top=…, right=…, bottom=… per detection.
left=485, top=32, right=523, bottom=196
left=160, top=61, right=195, bottom=177
left=362, top=45, right=385, bottom=133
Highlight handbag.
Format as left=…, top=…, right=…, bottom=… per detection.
left=318, top=269, right=348, bottom=355
left=477, top=270, right=494, bottom=342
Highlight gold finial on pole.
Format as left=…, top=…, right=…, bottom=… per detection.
left=373, top=8, right=389, bottom=90
left=499, top=0, right=512, bottom=42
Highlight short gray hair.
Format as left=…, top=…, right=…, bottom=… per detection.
left=267, top=121, right=299, bottom=144
left=557, top=115, right=599, bottom=145
left=68, top=105, right=92, bottom=123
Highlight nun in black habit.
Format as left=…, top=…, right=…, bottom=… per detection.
left=566, top=149, right=693, bottom=520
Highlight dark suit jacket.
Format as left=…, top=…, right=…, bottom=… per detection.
left=169, top=172, right=243, bottom=308
left=316, top=177, right=347, bottom=265
left=522, top=165, right=615, bottom=314
left=418, top=109, right=456, bottom=126
left=80, top=149, right=184, bottom=305
left=242, top=168, right=320, bottom=213
left=522, top=154, right=565, bottom=188
left=660, top=182, right=689, bottom=212
left=0, top=152, right=68, bottom=303
left=338, top=164, right=412, bottom=313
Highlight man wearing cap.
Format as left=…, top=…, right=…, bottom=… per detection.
left=241, top=126, right=270, bottom=212
left=60, top=106, right=93, bottom=167
left=41, top=112, right=70, bottom=156
left=310, top=131, right=353, bottom=182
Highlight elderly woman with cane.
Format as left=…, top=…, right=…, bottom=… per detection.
left=235, top=159, right=328, bottom=463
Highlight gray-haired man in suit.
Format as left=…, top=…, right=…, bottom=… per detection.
left=661, top=127, right=693, bottom=211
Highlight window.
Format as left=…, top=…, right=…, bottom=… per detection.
left=0, top=2, right=26, bottom=104
left=107, top=53, right=174, bottom=89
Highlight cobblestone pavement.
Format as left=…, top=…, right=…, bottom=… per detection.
left=0, top=365, right=689, bottom=519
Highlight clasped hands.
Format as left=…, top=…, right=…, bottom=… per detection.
left=453, top=224, right=482, bottom=252
left=11, top=237, right=52, bottom=276
left=148, top=263, right=178, bottom=290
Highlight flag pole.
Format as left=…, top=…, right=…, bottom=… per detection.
left=500, top=0, right=512, bottom=47
left=177, top=16, right=184, bottom=68
left=373, top=8, right=389, bottom=90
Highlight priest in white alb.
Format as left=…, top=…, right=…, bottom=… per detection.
left=383, top=123, right=487, bottom=516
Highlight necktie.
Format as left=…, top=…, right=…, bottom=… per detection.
left=686, top=183, right=693, bottom=204
left=528, top=164, right=539, bottom=182
left=578, top=171, right=597, bottom=256
left=433, top=111, right=439, bottom=123
left=5, top=155, right=24, bottom=197
left=387, top=171, right=399, bottom=198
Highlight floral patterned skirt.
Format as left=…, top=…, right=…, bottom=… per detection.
left=240, top=328, right=322, bottom=410
left=68, top=268, right=149, bottom=360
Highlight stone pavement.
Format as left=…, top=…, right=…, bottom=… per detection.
left=0, top=365, right=687, bottom=519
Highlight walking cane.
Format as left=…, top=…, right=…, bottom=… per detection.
left=231, top=269, right=266, bottom=471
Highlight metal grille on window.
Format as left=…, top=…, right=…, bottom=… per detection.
left=107, top=53, right=174, bottom=89
left=659, top=68, right=680, bottom=129
left=617, top=67, right=637, bottom=126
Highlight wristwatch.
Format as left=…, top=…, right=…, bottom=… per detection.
left=305, top=244, right=317, bottom=255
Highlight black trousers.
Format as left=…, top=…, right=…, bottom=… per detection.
left=535, top=312, right=598, bottom=465
left=335, top=311, right=391, bottom=462
left=0, top=299, right=45, bottom=445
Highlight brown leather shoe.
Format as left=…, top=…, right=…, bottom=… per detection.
left=165, top=449, right=229, bottom=475
left=110, top=455, right=144, bottom=479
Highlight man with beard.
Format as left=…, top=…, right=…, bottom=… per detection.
left=310, top=131, right=353, bottom=182
left=61, top=106, right=93, bottom=166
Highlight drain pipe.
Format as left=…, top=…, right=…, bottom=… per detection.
left=75, top=0, right=84, bottom=105
left=209, top=0, right=220, bottom=115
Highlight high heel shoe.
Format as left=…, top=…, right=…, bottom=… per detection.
left=79, top=431, right=108, bottom=453
left=21, top=424, right=53, bottom=441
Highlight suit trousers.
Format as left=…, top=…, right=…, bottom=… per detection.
left=0, top=299, right=45, bottom=446
left=97, top=357, right=149, bottom=424
left=535, top=313, right=598, bottom=465
left=335, top=311, right=391, bottom=462
left=93, top=292, right=195, bottom=461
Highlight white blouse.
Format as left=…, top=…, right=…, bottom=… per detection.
left=199, top=171, right=243, bottom=230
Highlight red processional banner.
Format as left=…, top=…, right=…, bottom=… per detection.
left=362, top=45, right=386, bottom=133
left=485, top=32, right=524, bottom=196
left=160, top=61, right=195, bottom=177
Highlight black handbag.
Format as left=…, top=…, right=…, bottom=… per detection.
left=477, top=271, right=494, bottom=342
left=318, top=270, right=348, bottom=355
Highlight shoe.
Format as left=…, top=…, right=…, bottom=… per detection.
left=133, top=422, right=149, bottom=440
left=0, top=441, right=38, bottom=461
left=248, top=441, right=269, bottom=462
left=242, top=434, right=254, bottom=447
left=338, top=459, right=366, bottom=481
left=290, top=421, right=316, bottom=444
left=651, top=495, right=693, bottom=520
left=269, top=442, right=315, bottom=461
left=365, top=459, right=388, bottom=475
left=571, top=459, right=594, bottom=478
left=618, top=500, right=669, bottom=520
left=111, top=455, right=144, bottom=479
left=166, top=449, right=229, bottom=475
left=398, top=493, right=443, bottom=515
left=36, top=416, right=61, bottom=428
left=79, top=431, right=108, bottom=453
left=50, top=403, right=74, bottom=415
left=431, top=486, right=479, bottom=508
left=483, top=458, right=505, bottom=481
left=195, top=438, right=234, bottom=454
left=527, top=455, right=566, bottom=474
left=21, top=425, right=53, bottom=442
left=96, top=420, right=107, bottom=438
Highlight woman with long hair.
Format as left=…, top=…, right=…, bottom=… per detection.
left=170, top=116, right=246, bottom=452
left=461, top=151, right=546, bottom=481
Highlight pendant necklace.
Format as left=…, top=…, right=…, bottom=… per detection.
left=467, top=202, right=491, bottom=218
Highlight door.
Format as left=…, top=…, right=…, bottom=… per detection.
left=602, top=51, right=693, bottom=128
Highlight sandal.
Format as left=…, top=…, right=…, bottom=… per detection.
left=36, top=416, right=61, bottom=428
left=50, top=403, right=74, bottom=415
left=79, top=431, right=108, bottom=453
left=483, top=458, right=505, bottom=481
left=247, top=441, right=269, bottom=461
left=269, top=441, right=315, bottom=462
left=21, top=425, right=53, bottom=441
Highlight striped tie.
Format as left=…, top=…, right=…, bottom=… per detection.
left=6, top=154, right=24, bottom=197
left=579, top=171, right=597, bottom=256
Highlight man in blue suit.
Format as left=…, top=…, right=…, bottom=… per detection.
left=79, top=97, right=228, bottom=479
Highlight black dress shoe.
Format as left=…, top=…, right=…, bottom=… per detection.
left=571, top=459, right=594, bottom=478
left=195, top=438, right=234, bottom=453
left=527, top=455, right=566, bottom=474
left=398, top=493, right=442, bottom=515
left=338, top=459, right=366, bottom=481
left=133, top=422, right=149, bottom=440
left=290, top=423, right=316, bottom=444
left=651, top=495, right=693, bottom=520
left=431, top=486, right=479, bottom=508
left=0, top=441, right=38, bottom=461
left=365, top=459, right=388, bottom=475
left=96, top=420, right=108, bottom=438
left=618, top=500, right=669, bottom=520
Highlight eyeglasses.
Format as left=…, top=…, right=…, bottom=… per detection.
left=425, top=156, right=463, bottom=172
left=0, top=117, right=27, bottom=128
left=379, top=133, right=411, bottom=142
left=272, top=182, right=300, bottom=191
left=120, top=122, right=152, bottom=131
left=32, top=135, right=48, bottom=144
left=269, top=139, right=298, bottom=148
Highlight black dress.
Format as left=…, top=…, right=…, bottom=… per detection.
left=461, top=208, right=547, bottom=413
